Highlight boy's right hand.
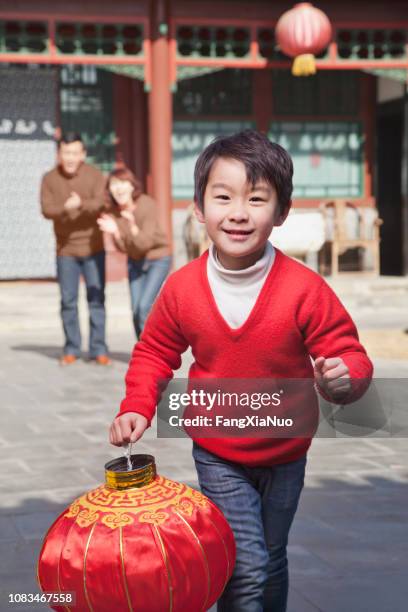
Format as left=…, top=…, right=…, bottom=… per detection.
left=109, top=412, right=148, bottom=447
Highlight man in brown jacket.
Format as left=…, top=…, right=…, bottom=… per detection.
left=40, top=132, right=110, bottom=365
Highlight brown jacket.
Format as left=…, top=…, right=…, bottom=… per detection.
left=111, top=194, right=171, bottom=261
left=40, top=163, right=106, bottom=257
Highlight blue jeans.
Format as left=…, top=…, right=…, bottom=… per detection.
left=192, top=443, right=306, bottom=612
left=56, top=251, right=107, bottom=358
left=128, top=256, right=172, bottom=337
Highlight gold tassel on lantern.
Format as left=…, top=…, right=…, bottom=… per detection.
left=292, top=53, right=316, bottom=76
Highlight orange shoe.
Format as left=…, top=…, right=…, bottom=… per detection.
left=59, top=354, right=78, bottom=366
left=94, top=355, right=112, bottom=366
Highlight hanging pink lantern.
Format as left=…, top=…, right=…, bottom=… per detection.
left=275, top=3, right=332, bottom=76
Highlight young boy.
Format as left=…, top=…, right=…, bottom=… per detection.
left=109, top=130, right=373, bottom=611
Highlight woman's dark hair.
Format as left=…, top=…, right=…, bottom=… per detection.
left=194, top=130, right=293, bottom=214
left=106, top=166, right=143, bottom=206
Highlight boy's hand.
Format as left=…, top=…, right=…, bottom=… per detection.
left=109, top=412, right=148, bottom=447
left=314, top=356, right=351, bottom=400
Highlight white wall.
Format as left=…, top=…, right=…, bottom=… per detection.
left=0, top=67, right=56, bottom=279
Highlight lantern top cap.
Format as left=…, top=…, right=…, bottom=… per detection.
left=104, top=454, right=156, bottom=490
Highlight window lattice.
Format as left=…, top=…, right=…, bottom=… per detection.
left=56, top=22, right=144, bottom=56
left=0, top=20, right=48, bottom=53
left=336, top=29, right=406, bottom=60
left=177, top=26, right=250, bottom=59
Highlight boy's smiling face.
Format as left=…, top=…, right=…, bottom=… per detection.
left=195, top=157, right=289, bottom=270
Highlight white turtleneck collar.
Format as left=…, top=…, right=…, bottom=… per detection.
left=207, top=241, right=275, bottom=329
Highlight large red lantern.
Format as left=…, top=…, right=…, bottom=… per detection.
left=38, top=455, right=236, bottom=611
left=275, top=2, right=332, bottom=76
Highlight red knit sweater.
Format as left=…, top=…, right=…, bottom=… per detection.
left=119, top=249, right=373, bottom=466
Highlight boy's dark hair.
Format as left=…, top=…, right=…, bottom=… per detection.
left=194, top=130, right=293, bottom=213
left=58, top=132, right=85, bottom=148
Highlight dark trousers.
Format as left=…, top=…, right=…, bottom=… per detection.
left=193, top=442, right=306, bottom=612
left=56, top=251, right=107, bottom=358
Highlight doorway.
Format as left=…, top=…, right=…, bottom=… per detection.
left=376, top=98, right=404, bottom=275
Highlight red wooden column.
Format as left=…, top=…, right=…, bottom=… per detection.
left=253, top=69, right=273, bottom=133
left=148, top=0, right=173, bottom=248
left=113, top=75, right=148, bottom=188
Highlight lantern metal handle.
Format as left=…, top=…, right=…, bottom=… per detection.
left=104, top=454, right=157, bottom=490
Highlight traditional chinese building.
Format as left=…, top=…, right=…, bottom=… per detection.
left=0, top=0, right=407, bottom=278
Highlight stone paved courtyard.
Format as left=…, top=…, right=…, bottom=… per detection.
left=0, top=279, right=408, bottom=611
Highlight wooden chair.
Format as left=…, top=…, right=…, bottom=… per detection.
left=319, top=200, right=383, bottom=276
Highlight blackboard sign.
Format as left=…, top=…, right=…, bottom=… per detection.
left=172, top=120, right=253, bottom=199
left=268, top=121, right=363, bottom=198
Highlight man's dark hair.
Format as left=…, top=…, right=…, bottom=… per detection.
left=58, top=132, right=85, bottom=148
left=194, top=130, right=293, bottom=213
